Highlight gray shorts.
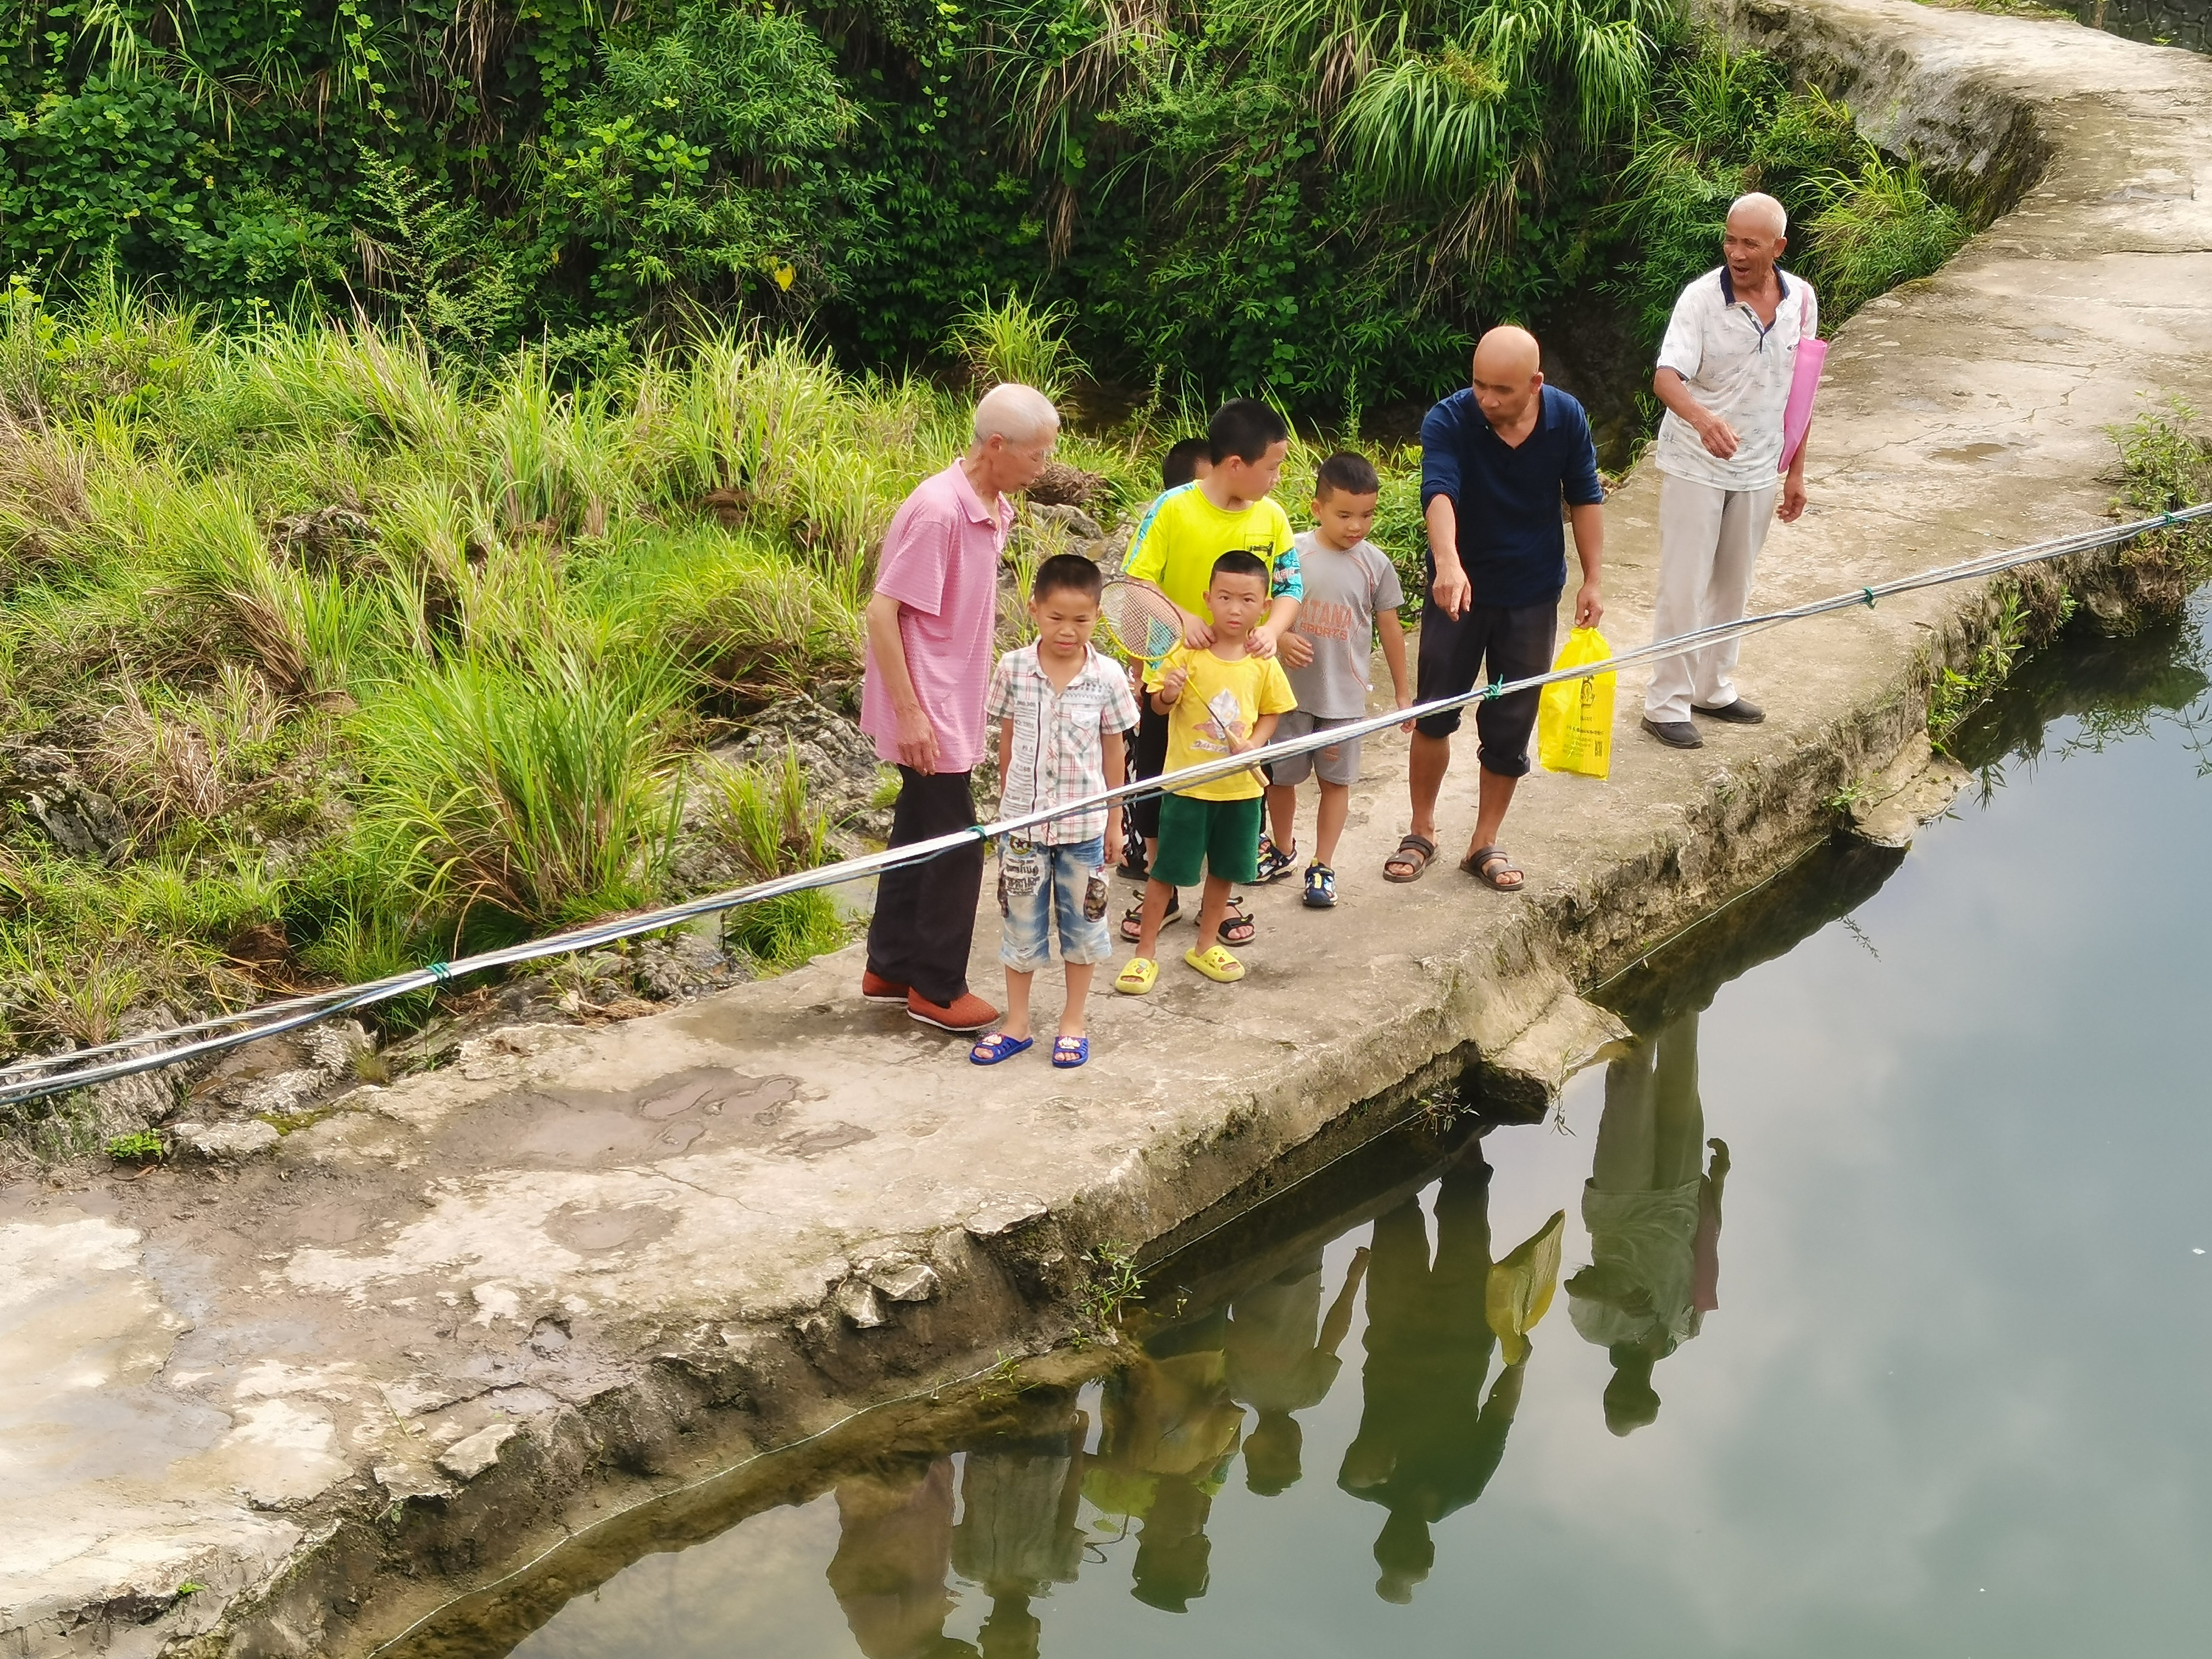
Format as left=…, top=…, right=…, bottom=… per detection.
left=1269, top=709, right=1363, bottom=786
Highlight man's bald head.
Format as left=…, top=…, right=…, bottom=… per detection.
left=1473, top=325, right=1541, bottom=383
left=1470, top=325, right=1544, bottom=429
left=1727, top=192, right=1788, bottom=239
left=1722, top=192, right=1788, bottom=290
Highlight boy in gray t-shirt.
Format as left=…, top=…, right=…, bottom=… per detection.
left=1259, top=452, right=1413, bottom=909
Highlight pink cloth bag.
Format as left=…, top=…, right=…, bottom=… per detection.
left=1778, top=286, right=1824, bottom=475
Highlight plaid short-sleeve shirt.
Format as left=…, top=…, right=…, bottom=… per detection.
left=986, top=644, right=1142, bottom=844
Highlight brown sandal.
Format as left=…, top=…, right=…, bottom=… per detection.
left=1462, top=846, right=1524, bottom=892
left=1383, top=834, right=1437, bottom=883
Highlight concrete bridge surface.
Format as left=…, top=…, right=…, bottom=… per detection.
left=4, top=2, right=2212, bottom=1652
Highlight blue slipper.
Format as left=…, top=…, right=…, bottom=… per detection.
left=970, top=1032, right=1034, bottom=1065
left=1051, top=1035, right=1089, bottom=1069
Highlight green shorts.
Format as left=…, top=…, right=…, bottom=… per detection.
left=1152, top=792, right=1263, bottom=888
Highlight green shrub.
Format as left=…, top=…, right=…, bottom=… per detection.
left=350, top=642, right=683, bottom=926
left=947, top=294, right=1085, bottom=401
left=704, top=745, right=846, bottom=970
left=1803, top=155, right=1969, bottom=316
left=106, top=1130, right=167, bottom=1163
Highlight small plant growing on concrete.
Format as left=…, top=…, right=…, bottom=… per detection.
left=1076, top=1242, right=1144, bottom=1342
left=105, top=1129, right=166, bottom=1163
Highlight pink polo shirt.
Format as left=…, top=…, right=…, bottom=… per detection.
left=861, top=459, right=1011, bottom=776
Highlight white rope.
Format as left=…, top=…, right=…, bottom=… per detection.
left=3, top=502, right=2204, bottom=1109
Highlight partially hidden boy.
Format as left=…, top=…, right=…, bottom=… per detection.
left=1119, top=399, right=1303, bottom=948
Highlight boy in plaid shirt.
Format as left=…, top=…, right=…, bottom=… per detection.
left=969, top=555, right=1141, bottom=1070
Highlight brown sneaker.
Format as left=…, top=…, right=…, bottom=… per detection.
left=861, top=969, right=910, bottom=1003
left=906, top=990, right=999, bottom=1032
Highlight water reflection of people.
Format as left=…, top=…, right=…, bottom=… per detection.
left=1225, top=1246, right=1369, bottom=1494
left=1081, top=1313, right=1244, bottom=1612
left=1338, top=1148, right=1527, bottom=1603
left=1567, top=1012, right=1729, bottom=1435
left=952, top=1398, right=1088, bottom=1659
left=826, top=1455, right=979, bottom=1659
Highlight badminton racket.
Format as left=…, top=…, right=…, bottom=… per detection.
left=1100, top=573, right=1187, bottom=673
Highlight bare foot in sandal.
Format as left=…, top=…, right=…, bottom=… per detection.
left=1384, top=833, right=1437, bottom=882
left=1462, top=846, right=1524, bottom=892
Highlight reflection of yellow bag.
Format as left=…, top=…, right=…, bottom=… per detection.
left=1486, top=1209, right=1565, bottom=1365
left=1538, top=627, right=1615, bottom=779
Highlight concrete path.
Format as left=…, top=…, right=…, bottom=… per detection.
left=6, top=3, right=2212, bottom=1653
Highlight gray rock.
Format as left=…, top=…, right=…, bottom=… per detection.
left=302, top=1020, right=372, bottom=1078
left=434, top=1421, right=519, bottom=1482
left=1029, top=502, right=1105, bottom=542
left=866, top=1262, right=940, bottom=1303
left=965, top=1198, right=1048, bottom=1239
left=0, top=743, right=127, bottom=860
left=834, top=1279, right=888, bottom=1329
left=232, top=1068, right=326, bottom=1116
left=84, top=1070, right=174, bottom=1141
left=174, top=1119, right=281, bottom=1159
left=706, top=692, right=892, bottom=839
left=373, top=1463, right=455, bottom=1503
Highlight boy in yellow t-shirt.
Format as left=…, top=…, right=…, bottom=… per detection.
left=1116, top=552, right=1296, bottom=994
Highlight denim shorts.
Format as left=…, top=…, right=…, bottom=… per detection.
left=996, top=835, right=1113, bottom=971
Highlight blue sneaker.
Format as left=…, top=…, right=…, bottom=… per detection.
left=1302, top=861, right=1337, bottom=908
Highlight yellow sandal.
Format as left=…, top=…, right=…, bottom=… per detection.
left=1183, top=943, right=1245, bottom=983
left=1115, top=957, right=1159, bottom=996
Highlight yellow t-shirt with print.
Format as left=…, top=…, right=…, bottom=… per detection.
left=1123, top=482, right=1300, bottom=620
left=1146, top=645, right=1297, bottom=803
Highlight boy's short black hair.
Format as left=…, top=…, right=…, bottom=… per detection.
left=1314, top=450, right=1380, bottom=500
left=1208, top=398, right=1290, bottom=466
left=1032, top=552, right=1103, bottom=603
left=1209, top=549, right=1270, bottom=588
left=1161, top=437, right=1210, bottom=490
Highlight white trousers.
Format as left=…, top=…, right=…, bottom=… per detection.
left=1645, top=472, right=1778, bottom=722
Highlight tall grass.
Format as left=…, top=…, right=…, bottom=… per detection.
left=704, top=745, right=845, bottom=969
left=1803, top=155, right=1969, bottom=316
left=948, top=293, right=1085, bottom=401
left=352, top=643, right=685, bottom=927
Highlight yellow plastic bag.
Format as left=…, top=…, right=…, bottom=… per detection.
left=1486, top=1209, right=1566, bottom=1365
left=1538, top=626, right=1615, bottom=779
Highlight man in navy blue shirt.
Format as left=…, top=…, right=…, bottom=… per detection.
left=1382, top=326, right=1605, bottom=892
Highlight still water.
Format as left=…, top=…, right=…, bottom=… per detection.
left=455, top=599, right=2212, bottom=1659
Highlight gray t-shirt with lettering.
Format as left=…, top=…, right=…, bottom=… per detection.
left=1283, top=531, right=1404, bottom=719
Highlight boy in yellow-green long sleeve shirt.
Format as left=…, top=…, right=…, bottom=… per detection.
left=1118, top=398, right=1303, bottom=946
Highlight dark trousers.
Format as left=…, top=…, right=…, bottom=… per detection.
left=1130, top=701, right=1170, bottom=839
left=1410, top=599, right=1556, bottom=778
left=866, top=767, right=985, bottom=1006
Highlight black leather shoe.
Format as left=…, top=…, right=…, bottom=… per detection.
left=1642, top=717, right=1704, bottom=749
left=1693, top=698, right=1765, bottom=723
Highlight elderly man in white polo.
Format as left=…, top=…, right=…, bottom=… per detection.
left=1641, top=191, right=1816, bottom=750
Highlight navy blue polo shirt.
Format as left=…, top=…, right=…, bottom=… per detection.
left=1419, top=384, right=1604, bottom=610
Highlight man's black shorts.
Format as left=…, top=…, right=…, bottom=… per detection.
left=1413, top=598, right=1557, bottom=778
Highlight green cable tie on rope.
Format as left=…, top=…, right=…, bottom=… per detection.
left=1484, top=679, right=1505, bottom=699
left=427, top=961, right=451, bottom=982
left=1862, top=586, right=1876, bottom=608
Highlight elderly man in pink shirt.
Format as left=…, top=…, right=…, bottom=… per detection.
left=860, top=383, right=1061, bottom=1032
